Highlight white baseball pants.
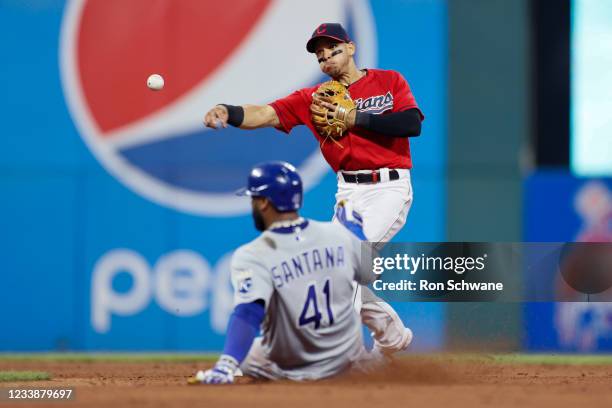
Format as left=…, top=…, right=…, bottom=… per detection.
left=240, top=337, right=381, bottom=381
left=334, top=168, right=414, bottom=354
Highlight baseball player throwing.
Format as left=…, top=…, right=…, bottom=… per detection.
left=192, top=161, right=377, bottom=383
left=203, top=23, right=421, bottom=355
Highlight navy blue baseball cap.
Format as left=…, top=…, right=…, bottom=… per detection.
left=306, top=23, right=352, bottom=53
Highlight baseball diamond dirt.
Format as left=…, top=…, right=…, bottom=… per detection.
left=1, top=354, right=612, bottom=408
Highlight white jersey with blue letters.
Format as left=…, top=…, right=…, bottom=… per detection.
left=230, top=218, right=374, bottom=379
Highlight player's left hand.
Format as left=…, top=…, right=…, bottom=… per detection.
left=310, top=95, right=357, bottom=130
left=191, top=355, right=238, bottom=385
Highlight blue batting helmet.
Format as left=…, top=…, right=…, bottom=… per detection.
left=236, top=161, right=303, bottom=212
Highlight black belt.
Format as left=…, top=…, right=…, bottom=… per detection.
left=341, top=169, right=400, bottom=184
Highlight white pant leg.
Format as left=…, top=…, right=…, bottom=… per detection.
left=360, top=287, right=413, bottom=353
left=358, top=178, right=413, bottom=244
left=241, top=338, right=346, bottom=381
left=336, top=172, right=414, bottom=353
left=335, top=172, right=413, bottom=244
left=240, top=337, right=285, bottom=380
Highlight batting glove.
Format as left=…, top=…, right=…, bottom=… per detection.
left=198, top=355, right=239, bottom=384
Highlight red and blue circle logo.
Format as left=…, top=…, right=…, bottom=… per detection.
left=60, top=0, right=376, bottom=216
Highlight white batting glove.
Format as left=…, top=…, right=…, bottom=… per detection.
left=196, top=355, right=238, bottom=385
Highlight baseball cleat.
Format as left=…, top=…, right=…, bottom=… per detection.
left=372, top=326, right=414, bottom=355
left=397, top=327, right=414, bottom=351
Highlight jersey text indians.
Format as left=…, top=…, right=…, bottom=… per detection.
left=354, top=92, right=394, bottom=114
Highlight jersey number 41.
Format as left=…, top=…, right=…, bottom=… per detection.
left=298, top=278, right=334, bottom=329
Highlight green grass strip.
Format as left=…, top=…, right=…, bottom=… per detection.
left=488, top=353, right=612, bottom=365
left=0, top=371, right=50, bottom=382
left=0, top=353, right=218, bottom=363
left=421, top=353, right=612, bottom=366
left=5, top=352, right=611, bottom=366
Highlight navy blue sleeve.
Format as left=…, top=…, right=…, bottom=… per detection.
left=355, top=108, right=422, bottom=137
left=221, top=300, right=265, bottom=364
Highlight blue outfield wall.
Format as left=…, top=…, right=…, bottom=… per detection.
left=523, top=171, right=612, bottom=352
left=0, top=0, right=446, bottom=351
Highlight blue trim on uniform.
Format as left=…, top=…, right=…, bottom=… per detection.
left=269, top=220, right=309, bottom=234
left=341, top=219, right=367, bottom=241
left=222, top=302, right=265, bottom=364
left=335, top=205, right=367, bottom=240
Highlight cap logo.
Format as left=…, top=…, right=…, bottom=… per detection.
left=316, top=24, right=327, bottom=34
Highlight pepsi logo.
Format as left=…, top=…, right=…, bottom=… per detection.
left=60, top=0, right=376, bottom=216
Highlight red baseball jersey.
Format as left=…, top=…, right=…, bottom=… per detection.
left=269, top=69, right=424, bottom=172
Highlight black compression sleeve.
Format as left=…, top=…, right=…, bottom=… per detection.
left=354, top=108, right=422, bottom=137
left=219, top=104, right=245, bottom=127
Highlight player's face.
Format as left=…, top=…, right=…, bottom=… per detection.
left=314, top=39, right=353, bottom=77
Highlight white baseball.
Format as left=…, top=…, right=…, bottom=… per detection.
left=195, top=370, right=206, bottom=382
left=147, top=74, right=164, bottom=91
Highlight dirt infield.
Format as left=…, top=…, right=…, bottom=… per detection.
left=1, top=356, right=612, bottom=408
